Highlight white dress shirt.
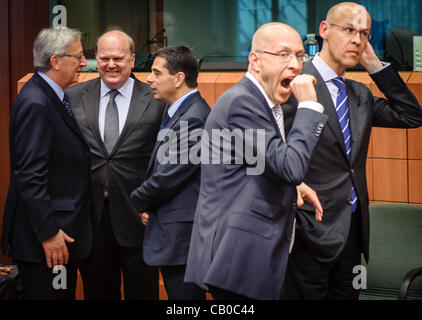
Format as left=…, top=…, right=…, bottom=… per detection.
left=38, top=71, right=65, bottom=101
left=99, top=77, right=134, bottom=140
left=312, top=53, right=390, bottom=105
left=167, top=88, right=198, bottom=118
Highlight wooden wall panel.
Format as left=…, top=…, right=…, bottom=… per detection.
left=371, top=127, right=407, bottom=159
left=409, top=160, right=422, bottom=204
left=345, top=72, right=372, bottom=89
left=408, top=127, right=422, bottom=160
left=214, top=73, right=244, bottom=102
left=372, top=159, right=408, bottom=202
left=197, top=72, right=219, bottom=107
left=367, top=132, right=373, bottom=158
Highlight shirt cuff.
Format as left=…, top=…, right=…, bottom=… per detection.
left=297, top=101, right=324, bottom=113
left=369, top=62, right=391, bottom=75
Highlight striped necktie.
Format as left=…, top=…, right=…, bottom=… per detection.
left=273, top=104, right=294, bottom=252
left=332, top=77, right=358, bottom=212
left=272, top=105, right=286, bottom=141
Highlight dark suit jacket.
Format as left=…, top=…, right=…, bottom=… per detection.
left=184, top=76, right=328, bottom=299
left=284, top=62, right=422, bottom=264
left=1, top=73, right=93, bottom=263
left=130, top=91, right=210, bottom=266
left=66, top=77, right=165, bottom=248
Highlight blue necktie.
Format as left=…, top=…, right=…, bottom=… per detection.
left=332, top=77, right=358, bottom=212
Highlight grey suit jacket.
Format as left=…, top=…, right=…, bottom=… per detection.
left=184, top=76, right=328, bottom=299
left=66, top=77, right=166, bottom=247
left=130, top=92, right=210, bottom=266
left=284, top=62, right=422, bottom=264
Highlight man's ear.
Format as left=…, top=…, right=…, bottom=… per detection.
left=175, top=72, right=186, bottom=88
left=50, top=55, right=61, bottom=71
left=248, top=51, right=260, bottom=73
left=319, top=21, right=329, bottom=40
left=130, top=53, right=135, bottom=68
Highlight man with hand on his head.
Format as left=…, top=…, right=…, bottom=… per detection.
left=282, top=2, right=422, bottom=300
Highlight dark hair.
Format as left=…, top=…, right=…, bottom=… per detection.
left=154, top=46, right=199, bottom=88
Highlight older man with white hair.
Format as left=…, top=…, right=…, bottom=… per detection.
left=1, top=27, right=92, bottom=300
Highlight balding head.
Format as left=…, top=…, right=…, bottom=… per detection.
left=96, top=29, right=135, bottom=90
left=248, top=22, right=305, bottom=105
left=319, top=2, right=372, bottom=74
left=326, top=2, right=371, bottom=29
left=97, top=29, right=135, bottom=55
left=251, top=22, right=302, bottom=53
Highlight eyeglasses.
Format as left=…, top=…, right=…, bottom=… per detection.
left=329, top=23, right=372, bottom=40
left=62, top=53, right=86, bottom=61
left=255, top=50, right=308, bottom=63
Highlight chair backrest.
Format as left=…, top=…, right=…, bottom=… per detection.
left=361, top=203, right=422, bottom=300
left=383, top=28, right=415, bottom=71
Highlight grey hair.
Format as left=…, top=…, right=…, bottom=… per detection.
left=33, top=27, right=82, bottom=72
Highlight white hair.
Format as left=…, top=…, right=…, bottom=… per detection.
left=33, top=27, right=82, bottom=72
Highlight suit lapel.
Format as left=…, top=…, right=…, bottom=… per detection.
left=241, top=77, right=284, bottom=141
left=81, top=79, right=106, bottom=153
left=146, top=92, right=200, bottom=175
left=303, top=62, right=349, bottom=161
left=345, top=80, right=360, bottom=164
left=146, top=104, right=170, bottom=175
left=111, top=79, right=152, bottom=154
left=34, top=73, right=87, bottom=144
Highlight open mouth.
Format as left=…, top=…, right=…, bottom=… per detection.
left=281, top=78, right=293, bottom=89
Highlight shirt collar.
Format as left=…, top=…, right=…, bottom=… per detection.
left=100, top=77, right=134, bottom=99
left=312, top=53, right=345, bottom=82
left=167, top=88, right=198, bottom=118
left=37, top=71, right=65, bottom=101
left=245, top=72, right=278, bottom=110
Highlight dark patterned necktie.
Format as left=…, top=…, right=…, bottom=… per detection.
left=62, top=94, right=73, bottom=117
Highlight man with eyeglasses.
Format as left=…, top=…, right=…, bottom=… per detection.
left=1, top=27, right=93, bottom=299
left=185, top=22, right=328, bottom=300
left=281, top=2, right=422, bottom=300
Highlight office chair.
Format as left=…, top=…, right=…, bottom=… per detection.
left=383, top=28, right=415, bottom=71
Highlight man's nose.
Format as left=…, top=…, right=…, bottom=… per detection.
left=80, top=55, right=87, bottom=67
left=288, top=54, right=300, bottom=70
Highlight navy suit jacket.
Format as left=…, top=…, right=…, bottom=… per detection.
left=1, top=73, right=93, bottom=263
left=130, top=91, right=210, bottom=266
left=184, top=76, right=328, bottom=299
left=284, top=62, right=422, bottom=264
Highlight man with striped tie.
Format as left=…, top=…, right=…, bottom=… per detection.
left=185, top=22, right=328, bottom=300
left=282, top=2, right=422, bottom=300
